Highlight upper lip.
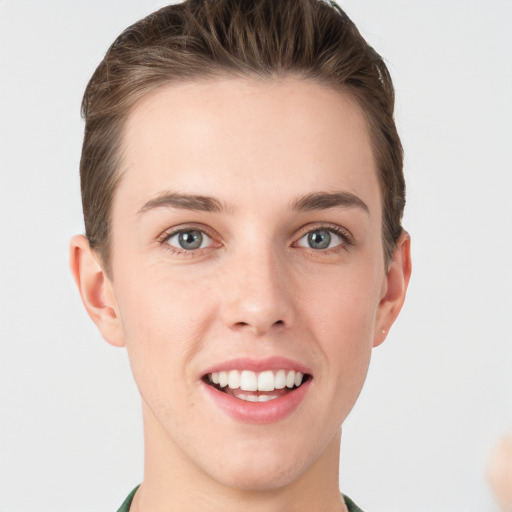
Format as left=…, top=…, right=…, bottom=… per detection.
left=200, top=356, right=312, bottom=379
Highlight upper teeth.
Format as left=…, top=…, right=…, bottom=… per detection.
left=209, top=369, right=304, bottom=392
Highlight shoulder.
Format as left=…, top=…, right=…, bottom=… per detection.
left=116, top=485, right=139, bottom=512
left=344, top=494, right=366, bottom=512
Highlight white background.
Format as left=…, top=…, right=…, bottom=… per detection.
left=0, top=1, right=511, bottom=511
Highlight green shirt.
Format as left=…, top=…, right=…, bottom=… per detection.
left=116, top=486, right=365, bottom=512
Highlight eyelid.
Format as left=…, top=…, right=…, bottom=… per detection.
left=157, top=224, right=222, bottom=253
left=293, top=223, right=355, bottom=247
left=158, top=223, right=216, bottom=241
left=166, top=230, right=213, bottom=250
left=155, top=222, right=354, bottom=256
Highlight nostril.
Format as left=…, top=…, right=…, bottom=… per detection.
left=230, top=320, right=286, bottom=336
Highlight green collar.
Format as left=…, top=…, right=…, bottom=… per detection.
left=116, top=486, right=364, bottom=512
left=116, top=485, right=139, bottom=512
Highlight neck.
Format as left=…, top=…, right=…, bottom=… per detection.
left=131, top=405, right=348, bottom=512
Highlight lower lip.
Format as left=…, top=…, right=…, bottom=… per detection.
left=201, top=379, right=311, bottom=424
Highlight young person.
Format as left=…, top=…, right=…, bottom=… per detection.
left=69, top=1, right=411, bottom=510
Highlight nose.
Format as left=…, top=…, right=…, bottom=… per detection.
left=219, top=245, right=295, bottom=336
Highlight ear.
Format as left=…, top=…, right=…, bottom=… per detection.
left=373, top=231, right=412, bottom=347
left=69, top=235, right=125, bottom=347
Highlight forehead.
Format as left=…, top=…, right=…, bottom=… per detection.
left=117, top=77, right=380, bottom=216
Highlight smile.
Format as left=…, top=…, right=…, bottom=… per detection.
left=205, top=369, right=309, bottom=402
left=200, top=357, right=313, bottom=423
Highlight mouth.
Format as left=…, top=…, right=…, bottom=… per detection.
left=202, top=369, right=312, bottom=402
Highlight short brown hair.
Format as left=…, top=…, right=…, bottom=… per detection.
left=80, top=0, right=405, bottom=275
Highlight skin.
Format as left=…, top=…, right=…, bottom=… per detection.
left=70, top=78, right=411, bottom=512
left=488, top=431, right=512, bottom=510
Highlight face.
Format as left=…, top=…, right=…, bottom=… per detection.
left=87, top=78, right=408, bottom=491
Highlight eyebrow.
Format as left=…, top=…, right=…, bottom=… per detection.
left=137, top=190, right=369, bottom=216
left=291, top=191, right=369, bottom=214
left=137, top=192, right=226, bottom=215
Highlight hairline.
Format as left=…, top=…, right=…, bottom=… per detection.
left=95, top=73, right=395, bottom=278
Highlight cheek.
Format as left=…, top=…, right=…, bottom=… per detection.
left=303, top=259, right=382, bottom=339
left=301, top=263, right=382, bottom=388
left=113, top=266, right=217, bottom=398
left=117, top=260, right=216, bottom=339
left=311, top=294, right=374, bottom=385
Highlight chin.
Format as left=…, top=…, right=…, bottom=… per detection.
left=214, top=460, right=306, bottom=492
left=202, top=439, right=314, bottom=491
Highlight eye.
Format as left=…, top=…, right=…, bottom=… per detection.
left=165, top=229, right=213, bottom=251
left=296, top=228, right=347, bottom=250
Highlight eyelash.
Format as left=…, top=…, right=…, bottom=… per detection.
left=158, top=225, right=218, bottom=257
left=293, top=224, right=354, bottom=254
left=157, top=224, right=354, bottom=256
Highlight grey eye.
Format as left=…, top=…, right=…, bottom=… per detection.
left=296, top=229, right=344, bottom=250
left=167, top=230, right=211, bottom=250
left=307, top=230, right=331, bottom=249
